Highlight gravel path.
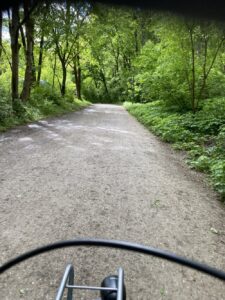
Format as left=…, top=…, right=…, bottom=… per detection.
left=0, top=104, right=225, bottom=299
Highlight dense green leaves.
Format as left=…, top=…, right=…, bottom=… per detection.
left=125, top=99, right=225, bottom=199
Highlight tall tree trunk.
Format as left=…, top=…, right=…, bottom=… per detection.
left=10, top=4, right=20, bottom=102
left=189, top=26, right=196, bottom=113
left=0, top=11, right=2, bottom=60
left=134, top=29, right=139, bottom=54
left=0, top=11, right=2, bottom=75
left=52, top=52, right=57, bottom=89
left=19, top=26, right=26, bottom=56
left=100, top=69, right=108, bottom=95
left=77, top=61, right=81, bottom=99
left=20, top=0, right=35, bottom=101
left=60, top=62, right=67, bottom=96
left=73, top=55, right=82, bottom=99
left=198, top=36, right=224, bottom=101
left=37, top=33, right=44, bottom=85
left=32, top=49, right=36, bottom=83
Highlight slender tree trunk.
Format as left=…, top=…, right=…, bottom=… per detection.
left=73, top=55, right=82, bottom=99
left=198, top=37, right=224, bottom=101
left=115, top=47, right=119, bottom=74
left=0, top=11, right=2, bottom=60
left=20, top=0, right=35, bottom=101
left=0, top=11, right=2, bottom=75
left=20, top=26, right=26, bottom=55
left=37, top=33, right=44, bottom=85
left=77, top=62, right=81, bottom=99
left=10, top=4, right=20, bottom=102
left=60, top=62, right=67, bottom=96
left=32, top=49, right=36, bottom=83
left=52, top=52, right=57, bottom=89
left=100, top=70, right=108, bottom=95
left=189, top=26, right=196, bottom=113
left=134, top=29, right=139, bottom=54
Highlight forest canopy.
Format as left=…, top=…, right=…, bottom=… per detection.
left=1, top=1, right=225, bottom=109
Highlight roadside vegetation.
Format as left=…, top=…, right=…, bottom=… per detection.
left=0, top=1, right=224, bottom=198
left=121, top=14, right=225, bottom=200
left=0, top=85, right=89, bottom=131
left=125, top=100, right=225, bottom=200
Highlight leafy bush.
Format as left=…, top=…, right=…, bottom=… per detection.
left=125, top=99, right=225, bottom=200
left=210, top=160, right=225, bottom=198
left=31, top=85, right=61, bottom=105
left=189, top=155, right=211, bottom=172
left=0, top=88, right=13, bottom=122
left=0, top=86, right=90, bottom=131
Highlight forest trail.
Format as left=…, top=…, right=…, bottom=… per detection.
left=1, top=104, right=225, bottom=299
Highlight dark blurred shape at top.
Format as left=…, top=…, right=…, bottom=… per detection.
left=1, top=0, right=225, bottom=21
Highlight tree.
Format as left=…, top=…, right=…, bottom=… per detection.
left=9, top=4, right=20, bottom=102
left=134, top=14, right=225, bottom=111
left=0, top=11, right=2, bottom=60
left=184, top=20, right=225, bottom=112
left=20, top=0, right=37, bottom=101
left=49, top=1, right=89, bottom=96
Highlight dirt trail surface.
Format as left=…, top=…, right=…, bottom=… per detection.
left=0, top=104, right=225, bottom=299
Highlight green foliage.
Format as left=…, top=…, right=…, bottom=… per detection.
left=125, top=100, right=225, bottom=199
left=132, top=15, right=225, bottom=112
left=0, top=86, right=90, bottom=131
left=0, top=88, right=13, bottom=122
left=210, top=160, right=225, bottom=198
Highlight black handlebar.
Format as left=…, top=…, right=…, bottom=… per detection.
left=1, top=238, right=225, bottom=281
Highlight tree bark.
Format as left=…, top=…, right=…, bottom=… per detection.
left=37, top=33, right=44, bottom=85
left=60, top=62, right=67, bottom=96
left=10, top=4, right=20, bottom=102
left=0, top=11, right=2, bottom=60
left=100, top=69, right=108, bottom=95
left=134, top=29, right=139, bottom=54
left=19, top=26, right=26, bottom=56
left=52, top=52, right=57, bottom=89
left=189, top=26, right=196, bottom=113
left=73, top=54, right=82, bottom=99
left=198, top=37, right=224, bottom=101
left=77, top=62, right=81, bottom=99
left=20, top=0, right=35, bottom=101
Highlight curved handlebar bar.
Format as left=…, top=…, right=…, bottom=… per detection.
left=1, top=238, right=225, bottom=281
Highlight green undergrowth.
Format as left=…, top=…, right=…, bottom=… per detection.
left=124, top=99, right=225, bottom=200
left=0, top=86, right=90, bottom=132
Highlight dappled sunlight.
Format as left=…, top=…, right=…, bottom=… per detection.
left=38, top=120, right=49, bottom=125
left=24, top=144, right=39, bottom=151
left=0, top=136, right=12, bottom=143
left=111, top=146, right=130, bottom=151
left=28, top=124, right=42, bottom=129
left=96, top=126, right=135, bottom=135
left=82, top=108, right=97, bottom=113
left=91, top=142, right=103, bottom=147
left=18, top=137, right=33, bottom=142
left=103, top=110, right=127, bottom=115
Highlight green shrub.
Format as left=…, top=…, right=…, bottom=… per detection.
left=125, top=99, right=225, bottom=200
left=0, top=85, right=90, bottom=132
left=210, top=160, right=225, bottom=198
left=0, top=88, right=13, bottom=122
left=189, top=155, right=211, bottom=172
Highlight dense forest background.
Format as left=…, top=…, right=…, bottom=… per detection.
left=0, top=1, right=225, bottom=198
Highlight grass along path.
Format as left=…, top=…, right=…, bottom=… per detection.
left=124, top=99, right=225, bottom=200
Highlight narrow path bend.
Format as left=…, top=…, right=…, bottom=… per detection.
left=0, top=104, right=225, bottom=299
